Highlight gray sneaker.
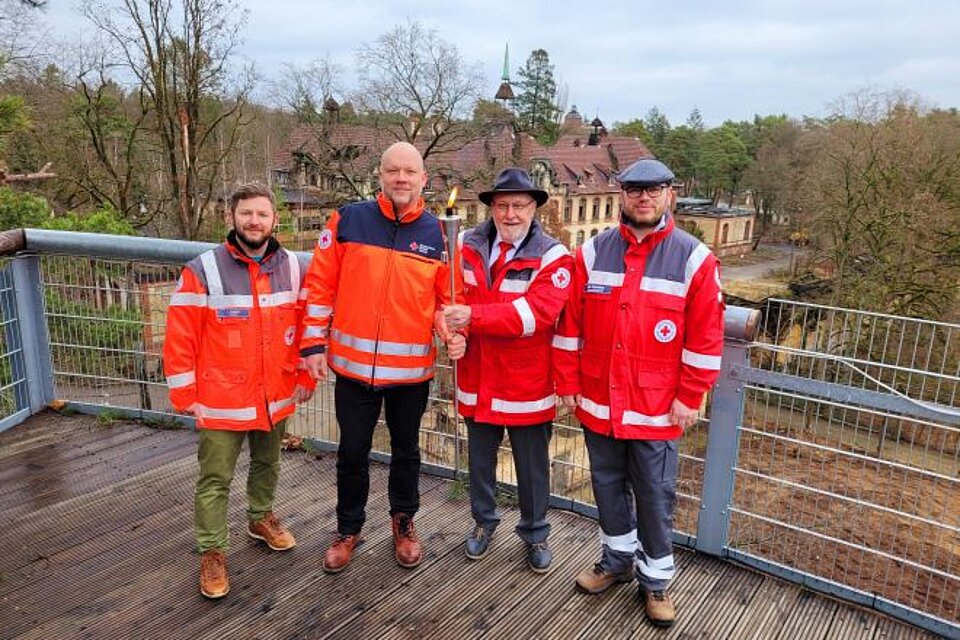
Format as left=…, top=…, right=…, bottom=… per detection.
left=465, top=525, right=493, bottom=560
left=526, top=541, right=552, bottom=573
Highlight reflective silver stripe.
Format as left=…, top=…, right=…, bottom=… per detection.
left=682, top=348, right=722, bottom=370
left=579, top=396, right=610, bottom=420
left=685, top=243, right=711, bottom=284
left=298, top=288, right=309, bottom=300
left=200, top=251, right=223, bottom=296
left=286, top=251, right=301, bottom=289
left=551, top=335, right=580, bottom=351
left=600, top=526, right=638, bottom=553
left=302, top=326, right=328, bottom=339
left=331, top=329, right=431, bottom=357
left=463, top=269, right=477, bottom=286
left=622, top=410, right=673, bottom=427
left=196, top=404, right=257, bottom=421
left=257, top=291, right=298, bottom=307
left=499, top=279, right=530, bottom=293
left=166, top=371, right=196, bottom=389
left=208, top=294, right=254, bottom=309
left=269, top=396, right=295, bottom=415
left=512, top=297, right=536, bottom=336
left=588, top=270, right=624, bottom=287
left=456, top=388, right=478, bottom=405
left=582, top=237, right=597, bottom=270
left=540, top=243, right=569, bottom=269
left=170, top=293, right=207, bottom=307
left=636, top=553, right=676, bottom=580
left=491, top=394, right=556, bottom=414
left=306, top=304, right=333, bottom=318
left=640, top=276, right=686, bottom=297
left=330, top=355, right=434, bottom=381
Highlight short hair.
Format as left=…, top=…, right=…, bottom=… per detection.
left=229, top=183, right=275, bottom=212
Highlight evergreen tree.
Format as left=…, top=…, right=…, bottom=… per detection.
left=515, top=49, right=560, bottom=143
left=643, top=107, right=671, bottom=156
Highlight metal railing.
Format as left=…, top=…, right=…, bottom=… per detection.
left=0, top=229, right=956, bottom=638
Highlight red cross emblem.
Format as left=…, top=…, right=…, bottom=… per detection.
left=654, top=319, right=677, bottom=343
left=552, top=267, right=571, bottom=289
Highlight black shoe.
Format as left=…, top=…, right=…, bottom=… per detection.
left=465, top=525, right=493, bottom=560
left=526, top=541, right=552, bottom=573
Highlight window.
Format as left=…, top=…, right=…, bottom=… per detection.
left=578, top=199, right=586, bottom=222
left=564, top=199, right=572, bottom=223
left=721, top=224, right=729, bottom=244
left=590, top=228, right=599, bottom=238
left=467, top=205, right=477, bottom=226
left=576, top=230, right=585, bottom=246
left=743, top=221, right=752, bottom=241
left=605, top=197, right=613, bottom=219
left=592, top=198, right=600, bottom=221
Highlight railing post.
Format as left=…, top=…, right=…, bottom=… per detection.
left=695, top=305, right=758, bottom=556
left=12, top=255, right=54, bottom=413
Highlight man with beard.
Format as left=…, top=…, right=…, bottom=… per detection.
left=164, top=183, right=315, bottom=599
left=553, top=158, right=724, bottom=627
left=440, top=167, right=572, bottom=573
left=300, top=142, right=464, bottom=574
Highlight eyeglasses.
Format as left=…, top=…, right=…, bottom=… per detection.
left=622, top=184, right=668, bottom=199
left=492, top=200, right=536, bottom=214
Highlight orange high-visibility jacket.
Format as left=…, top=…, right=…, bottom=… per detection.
left=300, top=194, right=460, bottom=387
left=164, top=236, right=315, bottom=431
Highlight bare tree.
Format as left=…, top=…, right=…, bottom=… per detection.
left=354, top=20, right=485, bottom=161
left=804, top=90, right=960, bottom=319
left=80, top=0, right=254, bottom=239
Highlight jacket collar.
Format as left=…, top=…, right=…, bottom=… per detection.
left=377, top=192, right=425, bottom=223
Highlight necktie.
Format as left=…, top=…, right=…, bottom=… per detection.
left=490, top=241, right=513, bottom=281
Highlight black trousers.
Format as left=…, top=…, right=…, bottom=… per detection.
left=334, top=375, right=430, bottom=535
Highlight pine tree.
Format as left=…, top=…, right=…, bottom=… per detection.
left=515, top=49, right=560, bottom=143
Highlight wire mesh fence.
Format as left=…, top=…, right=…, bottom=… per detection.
left=0, top=258, right=29, bottom=426
left=732, top=299, right=960, bottom=625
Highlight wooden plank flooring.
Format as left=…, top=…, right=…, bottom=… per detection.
left=0, top=411, right=944, bottom=640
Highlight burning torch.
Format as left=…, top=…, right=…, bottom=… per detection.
left=441, top=187, right=462, bottom=480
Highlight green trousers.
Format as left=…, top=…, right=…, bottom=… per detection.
left=194, top=419, right=287, bottom=552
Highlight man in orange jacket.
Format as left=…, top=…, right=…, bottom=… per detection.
left=164, top=183, right=316, bottom=599
left=300, top=142, right=465, bottom=574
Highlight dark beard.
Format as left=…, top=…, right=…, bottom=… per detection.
left=235, top=229, right=269, bottom=250
left=620, top=211, right=663, bottom=231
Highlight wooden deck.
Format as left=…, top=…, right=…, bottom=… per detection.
left=0, top=411, right=941, bottom=640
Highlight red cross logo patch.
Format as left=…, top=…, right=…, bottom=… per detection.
left=654, top=319, right=677, bottom=343
left=551, top=267, right=571, bottom=289
left=318, top=229, right=333, bottom=250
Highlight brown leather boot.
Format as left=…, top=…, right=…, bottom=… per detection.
left=392, top=513, right=422, bottom=568
left=575, top=562, right=634, bottom=594
left=641, top=588, right=676, bottom=627
left=248, top=512, right=296, bottom=551
left=199, top=549, right=229, bottom=599
left=322, top=534, right=363, bottom=574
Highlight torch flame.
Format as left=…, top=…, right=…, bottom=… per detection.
left=446, top=186, right=459, bottom=209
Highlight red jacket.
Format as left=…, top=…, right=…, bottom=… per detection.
left=164, top=235, right=315, bottom=431
left=553, top=215, right=724, bottom=440
left=456, top=219, right=573, bottom=425
left=299, top=194, right=460, bottom=387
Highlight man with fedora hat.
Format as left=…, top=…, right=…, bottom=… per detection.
left=553, top=157, right=724, bottom=627
left=440, top=167, right=573, bottom=573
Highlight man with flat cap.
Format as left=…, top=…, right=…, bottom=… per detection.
left=441, top=167, right=573, bottom=573
left=552, top=158, right=724, bottom=626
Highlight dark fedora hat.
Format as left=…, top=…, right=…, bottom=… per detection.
left=478, top=167, right=549, bottom=207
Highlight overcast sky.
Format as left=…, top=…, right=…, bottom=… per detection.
left=39, top=0, right=960, bottom=127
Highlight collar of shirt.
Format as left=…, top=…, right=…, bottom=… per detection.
left=489, top=235, right=522, bottom=266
